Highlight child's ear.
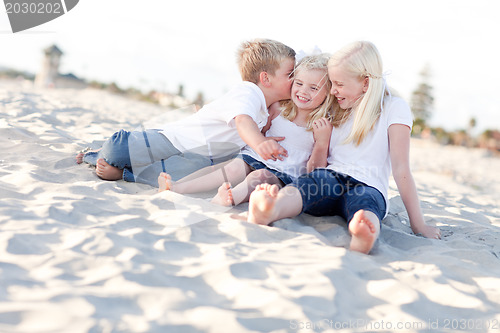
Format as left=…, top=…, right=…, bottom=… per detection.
left=259, top=71, right=271, bottom=87
left=362, top=77, right=369, bottom=93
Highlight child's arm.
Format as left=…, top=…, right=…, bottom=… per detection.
left=306, top=118, right=333, bottom=173
left=389, top=124, right=441, bottom=239
left=235, top=114, right=288, bottom=161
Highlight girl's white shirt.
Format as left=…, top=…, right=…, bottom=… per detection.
left=327, top=96, right=413, bottom=209
left=242, top=115, right=315, bottom=179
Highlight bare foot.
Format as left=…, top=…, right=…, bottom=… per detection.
left=76, top=152, right=85, bottom=164
left=211, top=182, right=234, bottom=206
left=76, top=148, right=100, bottom=164
left=158, top=172, right=172, bottom=192
left=247, top=183, right=279, bottom=225
left=96, top=158, right=123, bottom=181
left=348, top=210, right=380, bottom=254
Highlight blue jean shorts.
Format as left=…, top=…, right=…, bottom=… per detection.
left=241, top=154, right=294, bottom=185
left=288, top=168, right=386, bottom=224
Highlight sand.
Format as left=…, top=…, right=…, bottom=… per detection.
left=1, top=78, right=499, bottom=333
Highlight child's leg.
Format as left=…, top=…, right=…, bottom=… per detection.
left=211, top=169, right=282, bottom=206
left=210, top=182, right=234, bottom=206
left=248, top=169, right=344, bottom=225
left=158, top=173, right=172, bottom=192
left=81, top=129, right=132, bottom=169
left=247, top=184, right=304, bottom=225
left=170, top=158, right=236, bottom=184
left=96, top=158, right=123, bottom=180
left=342, top=183, right=386, bottom=254
left=93, top=129, right=163, bottom=181
left=76, top=148, right=101, bottom=164
left=80, top=129, right=184, bottom=183
left=348, top=210, right=380, bottom=254
left=86, top=129, right=132, bottom=180
left=160, top=158, right=251, bottom=194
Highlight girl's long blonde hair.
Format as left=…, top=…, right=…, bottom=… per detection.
left=329, top=41, right=391, bottom=146
left=280, top=54, right=335, bottom=130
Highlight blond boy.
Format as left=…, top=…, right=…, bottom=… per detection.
left=77, top=39, right=296, bottom=187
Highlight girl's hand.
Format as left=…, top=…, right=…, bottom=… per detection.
left=412, top=224, right=441, bottom=240
left=312, top=118, right=333, bottom=144
left=255, top=137, right=288, bottom=161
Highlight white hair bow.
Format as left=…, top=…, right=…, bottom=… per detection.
left=295, top=45, right=323, bottom=63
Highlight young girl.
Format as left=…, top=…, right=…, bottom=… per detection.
left=158, top=54, right=335, bottom=206
left=247, top=41, right=441, bottom=254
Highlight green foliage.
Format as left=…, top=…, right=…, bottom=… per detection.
left=431, top=127, right=452, bottom=145
left=177, top=84, right=185, bottom=98
left=469, top=117, right=477, bottom=129
left=411, top=117, right=427, bottom=136
left=106, top=82, right=121, bottom=94
left=482, top=129, right=494, bottom=139
left=0, top=68, right=35, bottom=80
left=193, top=91, right=205, bottom=107
left=410, top=65, right=433, bottom=127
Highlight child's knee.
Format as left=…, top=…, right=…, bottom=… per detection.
left=224, top=158, right=248, bottom=177
left=110, top=129, right=130, bottom=144
left=248, top=169, right=276, bottom=184
left=100, top=130, right=131, bottom=167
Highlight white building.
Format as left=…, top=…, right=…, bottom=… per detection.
left=35, top=45, right=86, bottom=89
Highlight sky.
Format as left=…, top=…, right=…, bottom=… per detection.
left=1, top=0, right=499, bottom=133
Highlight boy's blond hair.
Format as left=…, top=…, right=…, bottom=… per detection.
left=328, top=41, right=391, bottom=146
left=280, top=54, right=334, bottom=131
left=237, top=38, right=296, bottom=84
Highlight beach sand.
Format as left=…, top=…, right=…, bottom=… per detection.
left=1, top=79, right=499, bottom=332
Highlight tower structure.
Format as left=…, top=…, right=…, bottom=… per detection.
left=35, top=45, right=63, bottom=88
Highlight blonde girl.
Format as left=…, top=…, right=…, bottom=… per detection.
left=158, top=54, right=335, bottom=206
left=247, top=41, right=441, bottom=254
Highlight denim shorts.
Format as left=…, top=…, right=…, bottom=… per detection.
left=241, top=154, right=294, bottom=185
left=288, top=168, right=386, bottom=224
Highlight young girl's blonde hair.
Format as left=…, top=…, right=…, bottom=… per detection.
left=280, top=53, right=335, bottom=130
left=328, top=41, right=390, bottom=146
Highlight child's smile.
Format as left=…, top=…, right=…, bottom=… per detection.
left=328, top=66, right=366, bottom=110
left=291, top=68, right=329, bottom=112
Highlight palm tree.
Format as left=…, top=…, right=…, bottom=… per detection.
left=410, top=64, right=434, bottom=135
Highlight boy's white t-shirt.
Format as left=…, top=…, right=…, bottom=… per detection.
left=242, top=115, right=315, bottom=179
left=326, top=96, right=413, bottom=207
left=160, top=82, right=268, bottom=152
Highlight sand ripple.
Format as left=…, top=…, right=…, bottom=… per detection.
left=1, top=80, right=499, bottom=332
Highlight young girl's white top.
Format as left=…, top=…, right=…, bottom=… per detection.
left=327, top=96, right=413, bottom=208
left=242, top=115, right=315, bottom=179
